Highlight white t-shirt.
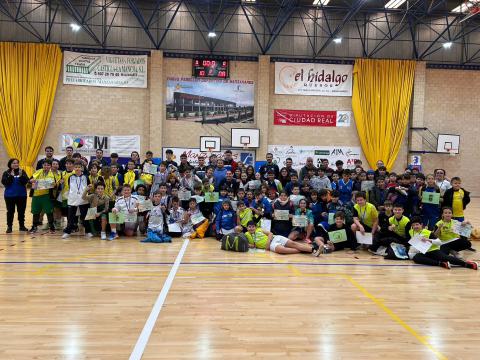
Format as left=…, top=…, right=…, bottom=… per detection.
left=436, top=179, right=452, bottom=196
left=67, top=175, right=88, bottom=206
left=114, top=196, right=139, bottom=215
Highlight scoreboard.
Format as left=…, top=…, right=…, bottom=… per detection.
left=192, top=58, right=229, bottom=79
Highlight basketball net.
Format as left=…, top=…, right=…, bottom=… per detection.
left=447, top=149, right=456, bottom=157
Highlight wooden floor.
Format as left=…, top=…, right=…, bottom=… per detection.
left=0, top=199, right=479, bottom=359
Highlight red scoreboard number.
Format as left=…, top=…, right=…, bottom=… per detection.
left=193, top=59, right=229, bottom=78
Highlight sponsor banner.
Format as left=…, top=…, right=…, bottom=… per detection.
left=162, top=147, right=255, bottom=167
left=274, top=62, right=353, bottom=96
left=273, top=109, right=352, bottom=127
left=166, top=77, right=254, bottom=124
left=268, top=145, right=362, bottom=170
left=59, top=134, right=140, bottom=157
left=63, top=51, right=147, bottom=88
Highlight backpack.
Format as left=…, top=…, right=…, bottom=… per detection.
left=221, top=233, right=249, bottom=252
left=385, top=242, right=409, bottom=260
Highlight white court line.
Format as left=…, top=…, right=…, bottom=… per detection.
left=129, top=239, right=189, bottom=360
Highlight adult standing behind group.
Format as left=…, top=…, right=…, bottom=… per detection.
left=2, top=159, right=29, bottom=233
left=36, top=146, right=58, bottom=170
left=223, top=150, right=238, bottom=173
left=434, top=168, right=452, bottom=197
left=59, top=146, right=74, bottom=171
left=89, top=149, right=109, bottom=169
left=259, top=153, right=280, bottom=180
left=299, top=157, right=317, bottom=182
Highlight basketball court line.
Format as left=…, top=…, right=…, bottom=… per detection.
left=0, top=260, right=426, bottom=267
left=129, top=239, right=189, bottom=360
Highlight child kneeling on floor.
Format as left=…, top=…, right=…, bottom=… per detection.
left=82, top=183, right=110, bottom=240
left=183, top=197, right=209, bottom=239
left=109, top=184, right=139, bottom=240
left=142, top=191, right=171, bottom=243
left=408, top=216, right=477, bottom=270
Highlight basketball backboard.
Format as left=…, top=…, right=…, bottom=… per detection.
left=231, top=128, right=260, bottom=148
left=436, top=134, right=460, bottom=154
left=200, top=136, right=221, bottom=152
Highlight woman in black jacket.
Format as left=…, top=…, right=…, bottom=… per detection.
left=1, top=158, right=29, bottom=233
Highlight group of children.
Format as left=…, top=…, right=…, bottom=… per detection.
left=25, top=148, right=477, bottom=269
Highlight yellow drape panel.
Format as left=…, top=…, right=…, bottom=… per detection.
left=352, top=58, right=416, bottom=171
left=0, top=42, right=62, bottom=176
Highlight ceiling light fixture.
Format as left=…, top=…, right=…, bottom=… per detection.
left=385, top=0, right=407, bottom=9
left=70, top=23, right=81, bottom=32
left=313, top=0, right=330, bottom=6
left=452, top=0, right=480, bottom=13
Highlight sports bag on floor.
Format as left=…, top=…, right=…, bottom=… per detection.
left=221, top=233, right=249, bottom=252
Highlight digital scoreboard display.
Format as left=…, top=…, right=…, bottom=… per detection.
left=192, top=59, right=229, bottom=78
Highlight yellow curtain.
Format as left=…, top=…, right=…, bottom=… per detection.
left=351, top=58, right=416, bottom=171
left=0, top=42, right=62, bottom=176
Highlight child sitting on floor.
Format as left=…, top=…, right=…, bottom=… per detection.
left=408, top=217, right=477, bottom=270
left=141, top=191, right=171, bottom=243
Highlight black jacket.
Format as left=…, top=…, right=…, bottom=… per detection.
left=442, top=188, right=470, bottom=210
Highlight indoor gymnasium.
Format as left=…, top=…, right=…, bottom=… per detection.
left=1, top=0, right=480, bottom=359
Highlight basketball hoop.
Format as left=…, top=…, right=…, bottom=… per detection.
left=206, top=147, right=214, bottom=155
left=240, top=136, right=250, bottom=150
left=445, top=146, right=456, bottom=156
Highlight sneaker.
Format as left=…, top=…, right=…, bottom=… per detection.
left=29, top=226, right=38, bottom=234
left=322, top=245, right=333, bottom=254
left=62, top=233, right=70, bottom=239
left=19, top=226, right=28, bottom=232
left=311, top=243, right=321, bottom=257
left=85, top=233, right=94, bottom=238
left=108, top=233, right=118, bottom=241
left=49, top=229, right=56, bottom=234
left=466, top=261, right=478, bottom=270
left=100, top=232, right=107, bottom=240
left=440, top=261, right=451, bottom=269
left=6, top=227, right=12, bottom=234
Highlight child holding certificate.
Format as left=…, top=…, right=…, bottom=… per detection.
left=434, top=207, right=473, bottom=256
left=183, top=198, right=209, bottom=239
left=351, top=191, right=379, bottom=240
left=141, top=191, right=171, bottom=243
left=409, top=217, right=477, bottom=270
left=166, top=197, right=184, bottom=237
left=325, top=211, right=358, bottom=251
left=29, top=159, right=56, bottom=233
left=271, top=191, right=294, bottom=237
left=419, top=174, right=441, bottom=230
left=109, top=184, right=139, bottom=240
left=289, top=198, right=315, bottom=243
left=82, top=183, right=110, bottom=239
